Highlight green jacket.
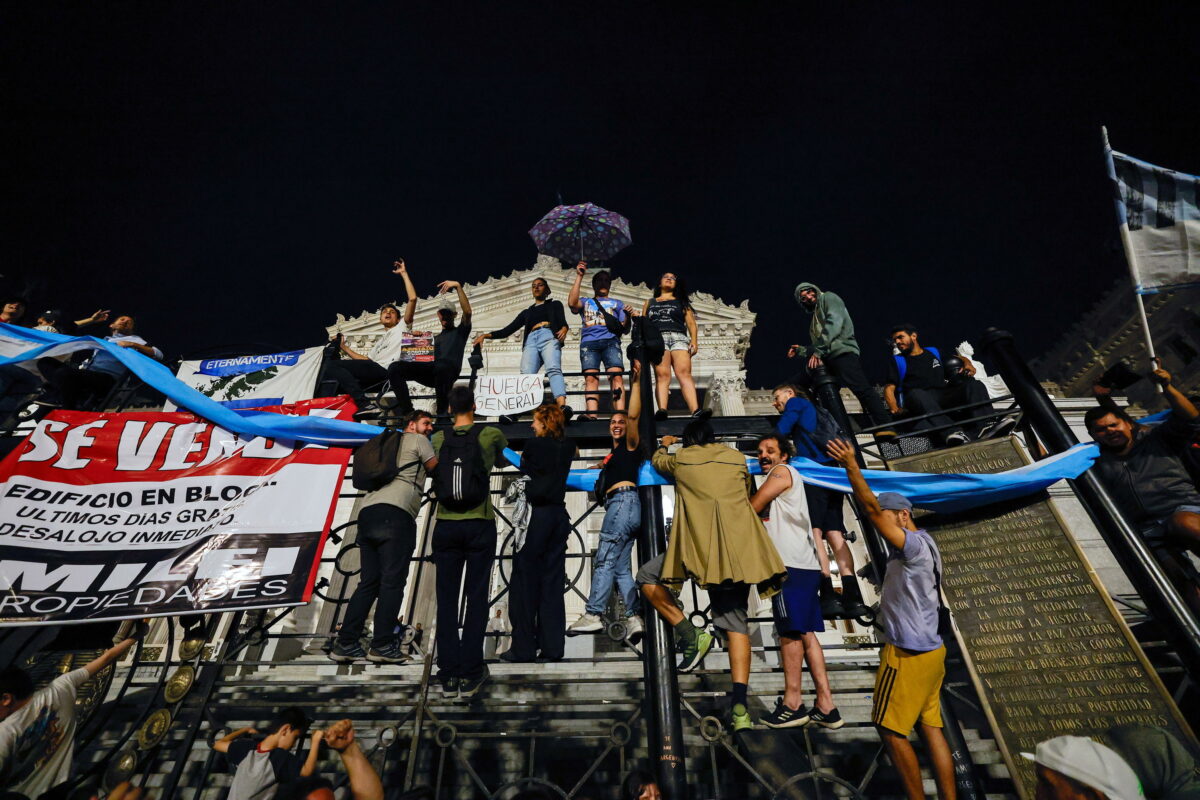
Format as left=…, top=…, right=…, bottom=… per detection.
left=795, top=282, right=860, bottom=358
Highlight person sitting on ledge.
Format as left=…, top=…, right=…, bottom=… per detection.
left=36, top=314, right=163, bottom=411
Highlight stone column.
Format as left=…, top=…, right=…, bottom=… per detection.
left=709, top=370, right=747, bottom=417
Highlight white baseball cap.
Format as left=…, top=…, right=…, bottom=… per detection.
left=1021, top=735, right=1143, bottom=799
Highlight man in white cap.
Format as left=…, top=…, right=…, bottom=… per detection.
left=1023, top=735, right=1144, bottom=799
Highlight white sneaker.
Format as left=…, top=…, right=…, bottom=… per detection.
left=945, top=431, right=970, bottom=446
left=624, top=615, right=644, bottom=644
left=567, top=613, right=604, bottom=635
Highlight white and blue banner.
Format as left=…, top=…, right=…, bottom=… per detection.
left=165, top=347, right=324, bottom=412
left=1106, top=142, right=1200, bottom=294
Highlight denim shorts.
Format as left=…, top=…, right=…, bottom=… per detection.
left=580, top=337, right=624, bottom=371
left=661, top=330, right=690, bottom=352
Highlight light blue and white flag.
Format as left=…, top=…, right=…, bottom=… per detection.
left=1105, top=135, right=1200, bottom=294
left=165, top=347, right=325, bottom=411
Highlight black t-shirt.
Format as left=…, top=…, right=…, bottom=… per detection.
left=887, top=350, right=946, bottom=391
left=601, top=443, right=642, bottom=494
left=646, top=298, right=686, bottom=333
left=434, top=320, right=472, bottom=368
left=523, top=437, right=575, bottom=506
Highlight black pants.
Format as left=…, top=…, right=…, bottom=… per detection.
left=508, top=505, right=569, bottom=660
left=387, top=360, right=459, bottom=415
left=37, top=359, right=118, bottom=410
left=338, top=504, right=417, bottom=649
left=902, top=377, right=993, bottom=441
left=319, top=359, right=387, bottom=405
left=432, top=517, right=497, bottom=680
left=825, top=352, right=892, bottom=426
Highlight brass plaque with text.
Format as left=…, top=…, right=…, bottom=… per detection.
left=889, top=437, right=1194, bottom=799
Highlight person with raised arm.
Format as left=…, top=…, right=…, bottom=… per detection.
left=568, top=261, right=630, bottom=418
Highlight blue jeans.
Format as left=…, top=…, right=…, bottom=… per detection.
left=585, top=490, right=641, bottom=617
left=521, top=327, right=566, bottom=400
left=579, top=337, right=624, bottom=371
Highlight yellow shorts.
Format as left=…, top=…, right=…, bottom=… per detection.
left=872, top=643, right=945, bottom=736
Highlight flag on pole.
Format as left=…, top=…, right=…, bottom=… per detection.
left=1104, top=133, right=1200, bottom=294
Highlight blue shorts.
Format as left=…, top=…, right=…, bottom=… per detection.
left=580, top=337, right=624, bottom=371
left=772, top=568, right=825, bottom=636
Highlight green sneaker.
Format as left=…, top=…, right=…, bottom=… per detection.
left=730, top=702, right=753, bottom=732
left=677, top=629, right=714, bottom=672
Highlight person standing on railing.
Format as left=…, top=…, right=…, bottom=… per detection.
left=503, top=404, right=576, bottom=663
left=787, top=282, right=895, bottom=439
left=751, top=433, right=843, bottom=730
left=0, top=624, right=145, bottom=798
left=826, top=438, right=956, bottom=800
left=637, top=418, right=787, bottom=732
left=568, top=360, right=646, bottom=642
left=643, top=272, right=710, bottom=421
left=567, top=261, right=631, bottom=418
left=388, top=263, right=473, bottom=417
left=772, top=382, right=870, bottom=620
left=473, top=276, right=572, bottom=415
left=883, top=324, right=1008, bottom=446
left=329, top=409, right=438, bottom=666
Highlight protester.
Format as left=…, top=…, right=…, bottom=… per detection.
left=638, top=419, right=786, bottom=731
left=474, top=276, right=571, bottom=413
left=568, top=366, right=645, bottom=642
left=331, top=409, right=438, bottom=665
left=0, top=627, right=143, bottom=798
left=1087, top=362, right=1200, bottom=613
left=36, top=315, right=163, bottom=411
left=750, top=434, right=842, bottom=730
left=430, top=385, right=508, bottom=700
left=787, top=282, right=894, bottom=436
left=621, top=768, right=662, bottom=800
left=0, top=299, right=26, bottom=325
left=503, top=404, right=576, bottom=663
left=388, top=266, right=473, bottom=416
left=212, top=708, right=321, bottom=800
left=35, top=309, right=111, bottom=337
left=567, top=262, right=631, bottom=417
left=273, top=719, right=385, bottom=800
left=826, top=438, right=954, bottom=800
left=1102, top=723, right=1200, bottom=800
left=772, top=382, right=869, bottom=619
left=1022, top=735, right=1143, bottom=800
left=884, top=324, right=1008, bottom=446
left=643, top=272, right=709, bottom=421
left=0, top=309, right=111, bottom=424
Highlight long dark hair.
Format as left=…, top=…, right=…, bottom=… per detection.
left=654, top=272, right=692, bottom=312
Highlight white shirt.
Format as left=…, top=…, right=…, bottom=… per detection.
left=761, top=465, right=821, bottom=571
left=0, top=668, right=89, bottom=796
left=367, top=325, right=407, bottom=367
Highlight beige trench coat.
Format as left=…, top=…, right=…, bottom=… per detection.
left=652, top=442, right=786, bottom=597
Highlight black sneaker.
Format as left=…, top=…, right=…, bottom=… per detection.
left=367, top=640, right=410, bottom=664
left=329, top=640, right=367, bottom=663
left=808, top=706, right=844, bottom=729
left=440, top=677, right=460, bottom=699
left=690, top=408, right=713, bottom=420
left=978, top=415, right=1018, bottom=440
left=841, top=599, right=871, bottom=620
left=761, top=698, right=811, bottom=729
left=819, top=594, right=844, bottom=620
left=654, top=410, right=669, bottom=421
left=353, top=402, right=381, bottom=420
left=458, top=667, right=490, bottom=700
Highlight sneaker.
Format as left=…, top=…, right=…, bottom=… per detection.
left=808, top=706, right=844, bottom=729
left=499, top=414, right=516, bottom=425
left=366, top=641, right=410, bottom=664
left=567, top=613, right=605, bottom=635
left=820, top=594, right=844, bottom=620
left=761, top=698, right=811, bottom=729
left=690, top=408, right=713, bottom=420
left=654, top=409, right=669, bottom=421
left=328, top=640, right=367, bottom=663
left=841, top=599, right=871, bottom=620
left=677, top=629, right=714, bottom=673
left=945, top=431, right=970, bottom=446
left=440, top=677, right=460, bottom=699
left=624, top=615, right=644, bottom=645
left=730, top=703, right=754, bottom=732
left=458, top=668, right=489, bottom=700
left=977, top=415, right=1018, bottom=440
left=353, top=402, right=380, bottom=420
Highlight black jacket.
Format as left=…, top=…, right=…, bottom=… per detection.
left=489, top=300, right=569, bottom=343
left=522, top=437, right=575, bottom=506
left=1092, top=411, right=1200, bottom=524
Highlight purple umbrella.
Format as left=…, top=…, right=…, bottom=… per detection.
left=528, top=203, right=632, bottom=265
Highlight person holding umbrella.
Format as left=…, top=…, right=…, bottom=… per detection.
left=473, top=276, right=572, bottom=414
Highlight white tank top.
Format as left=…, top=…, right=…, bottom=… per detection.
left=763, top=465, right=821, bottom=571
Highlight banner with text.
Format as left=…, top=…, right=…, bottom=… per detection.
left=0, top=397, right=353, bottom=626
left=475, top=374, right=545, bottom=417
left=164, top=347, right=325, bottom=412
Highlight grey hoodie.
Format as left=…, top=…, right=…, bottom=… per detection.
left=794, top=282, right=860, bottom=358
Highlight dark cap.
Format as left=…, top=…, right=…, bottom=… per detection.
left=40, top=309, right=64, bottom=324
left=877, top=492, right=913, bottom=511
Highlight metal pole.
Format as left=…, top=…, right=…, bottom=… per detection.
left=633, top=320, right=689, bottom=800
left=938, top=696, right=986, bottom=800
left=980, top=328, right=1200, bottom=680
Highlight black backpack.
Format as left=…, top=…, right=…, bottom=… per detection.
left=432, top=426, right=490, bottom=512
left=809, top=404, right=847, bottom=451
left=352, top=428, right=403, bottom=492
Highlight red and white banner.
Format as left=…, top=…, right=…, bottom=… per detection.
left=0, top=398, right=353, bottom=626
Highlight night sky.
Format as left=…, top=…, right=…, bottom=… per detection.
left=4, top=5, right=1199, bottom=387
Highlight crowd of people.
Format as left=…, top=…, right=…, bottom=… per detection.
left=2, top=265, right=1199, bottom=800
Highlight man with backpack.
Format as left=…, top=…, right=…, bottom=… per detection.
left=331, top=410, right=438, bottom=665
left=430, top=384, right=508, bottom=700
left=567, top=261, right=631, bottom=417
left=772, top=383, right=869, bottom=619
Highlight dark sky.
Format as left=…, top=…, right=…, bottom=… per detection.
left=4, top=4, right=1199, bottom=386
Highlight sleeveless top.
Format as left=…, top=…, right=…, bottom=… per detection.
left=762, top=465, right=820, bottom=570
left=602, top=443, right=641, bottom=494
left=646, top=298, right=686, bottom=333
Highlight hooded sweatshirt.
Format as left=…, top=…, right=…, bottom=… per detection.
left=794, top=282, right=860, bottom=358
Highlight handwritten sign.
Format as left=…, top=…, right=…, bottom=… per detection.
left=475, top=374, right=545, bottom=416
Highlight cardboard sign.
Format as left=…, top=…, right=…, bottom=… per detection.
left=474, top=374, right=545, bottom=417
